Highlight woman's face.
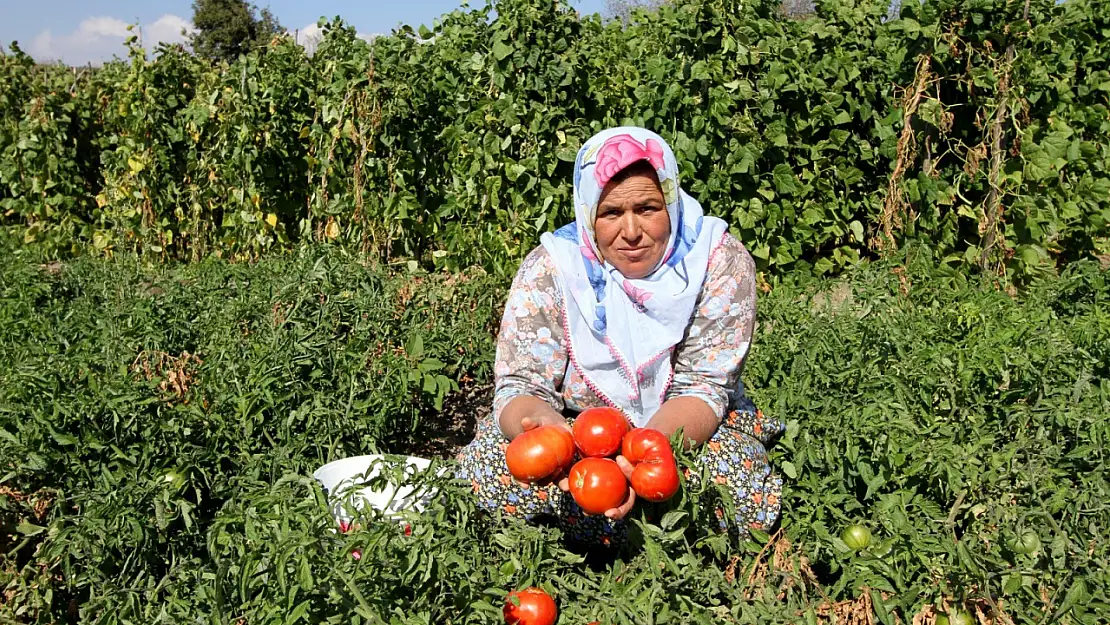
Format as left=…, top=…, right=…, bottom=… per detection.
left=593, top=165, right=670, bottom=279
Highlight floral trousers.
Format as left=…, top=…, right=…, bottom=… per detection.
left=454, top=396, right=784, bottom=546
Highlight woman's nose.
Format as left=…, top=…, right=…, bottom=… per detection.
left=621, top=213, right=642, bottom=241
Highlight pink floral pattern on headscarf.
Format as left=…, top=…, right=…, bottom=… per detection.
left=593, top=135, right=666, bottom=189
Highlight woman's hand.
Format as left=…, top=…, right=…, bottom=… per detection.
left=517, top=414, right=572, bottom=488
left=507, top=401, right=573, bottom=488
left=500, top=395, right=568, bottom=440
left=519, top=414, right=572, bottom=436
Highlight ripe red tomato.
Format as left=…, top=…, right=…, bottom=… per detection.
left=620, top=428, right=671, bottom=464
left=572, top=407, right=630, bottom=458
left=503, top=587, right=557, bottom=625
left=568, top=457, right=629, bottom=515
left=505, top=425, right=575, bottom=483
left=630, top=455, right=679, bottom=502
left=621, top=428, right=679, bottom=502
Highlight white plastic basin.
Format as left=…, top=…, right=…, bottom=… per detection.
left=313, top=454, right=443, bottom=524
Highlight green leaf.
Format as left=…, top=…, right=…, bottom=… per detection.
left=781, top=461, right=798, bottom=479
left=492, top=40, right=513, bottom=61
left=16, top=522, right=45, bottom=536
left=849, top=220, right=864, bottom=243
left=406, top=333, right=425, bottom=359
left=660, top=510, right=687, bottom=530
left=772, top=164, right=798, bottom=195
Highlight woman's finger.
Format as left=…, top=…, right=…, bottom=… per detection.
left=605, top=486, right=636, bottom=520
left=521, top=415, right=571, bottom=433
left=557, top=476, right=570, bottom=492
left=615, top=455, right=635, bottom=479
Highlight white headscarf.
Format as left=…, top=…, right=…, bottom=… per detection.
left=540, top=127, right=728, bottom=426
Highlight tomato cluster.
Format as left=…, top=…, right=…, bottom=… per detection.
left=504, top=407, right=680, bottom=517
left=621, top=428, right=680, bottom=503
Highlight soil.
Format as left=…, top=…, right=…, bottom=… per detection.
left=403, top=382, right=493, bottom=459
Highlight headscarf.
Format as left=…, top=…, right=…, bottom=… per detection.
left=540, top=127, right=729, bottom=426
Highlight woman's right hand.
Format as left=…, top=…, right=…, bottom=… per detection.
left=519, top=414, right=572, bottom=435
left=520, top=415, right=574, bottom=488
left=502, top=397, right=572, bottom=487
left=500, top=395, right=569, bottom=440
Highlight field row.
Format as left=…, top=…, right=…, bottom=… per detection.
left=1, top=246, right=1107, bottom=622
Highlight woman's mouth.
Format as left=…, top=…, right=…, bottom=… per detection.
left=619, top=247, right=650, bottom=261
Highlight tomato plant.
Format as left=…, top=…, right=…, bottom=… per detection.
left=504, top=587, right=557, bottom=625
left=505, top=425, right=576, bottom=483
left=3, top=212, right=1110, bottom=623
left=568, top=458, right=629, bottom=515
left=572, top=407, right=629, bottom=458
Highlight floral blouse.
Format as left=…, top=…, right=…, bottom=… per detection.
left=493, top=233, right=758, bottom=432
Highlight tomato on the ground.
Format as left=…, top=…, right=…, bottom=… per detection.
left=503, top=587, right=558, bottom=625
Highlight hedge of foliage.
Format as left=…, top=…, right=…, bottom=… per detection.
left=1, top=0, right=1107, bottom=281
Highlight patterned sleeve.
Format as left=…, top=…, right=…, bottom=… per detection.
left=667, top=234, right=758, bottom=420
left=492, top=246, right=569, bottom=429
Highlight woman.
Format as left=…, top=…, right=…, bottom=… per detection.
left=455, top=127, right=784, bottom=545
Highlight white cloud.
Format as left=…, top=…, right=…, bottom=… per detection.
left=292, top=23, right=384, bottom=55
left=293, top=22, right=323, bottom=55
left=28, top=14, right=194, bottom=66
left=147, top=15, right=194, bottom=46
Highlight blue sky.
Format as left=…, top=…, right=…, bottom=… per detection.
left=1, top=0, right=610, bottom=65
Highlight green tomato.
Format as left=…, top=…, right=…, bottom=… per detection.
left=161, top=469, right=186, bottom=490
left=1007, top=529, right=1041, bottom=555
left=840, top=524, right=872, bottom=551
left=937, top=610, right=974, bottom=625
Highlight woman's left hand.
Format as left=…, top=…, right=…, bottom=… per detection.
left=556, top=455, right=637, bottom=520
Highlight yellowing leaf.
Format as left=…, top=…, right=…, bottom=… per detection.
left=325, top=219, right=340, bottom=239
left=265, top=213, right=278, bottom=228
